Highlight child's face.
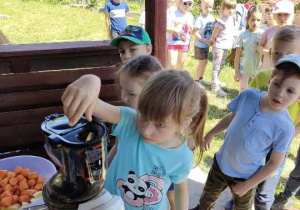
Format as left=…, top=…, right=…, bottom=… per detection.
left=271, top=39, right=300, bottom=65
left=268, top=74, right=300, bottom=112
left=223, top=7, right=236, bottom=18
left=201, top=1, right=213, bottom=15
left=248, top=12, right=262, bottom=32
left=179, top=0, right=193, bottom=13
left=118, top=40, right=152, bottom=62
left=264, top=11, right=274, bottom=24
left=274, top=13, right=290, bottom=26
left=119, top=73, right=145, bottom=109
left=137, top=113, right=181, bottom=147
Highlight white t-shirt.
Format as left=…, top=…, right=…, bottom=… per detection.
left=167, top=10, right=195, bottom=46
left=139, top=11, right=145, bottom=28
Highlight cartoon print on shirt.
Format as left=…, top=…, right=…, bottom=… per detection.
left=117, top=171, right=164, bottom=207
left=202, top=22, right=214, bottom=39
left=172, top=22, right=190, bottom=42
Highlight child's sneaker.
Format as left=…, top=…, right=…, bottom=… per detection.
left=271, top=192, right=293, bottom=209
left=212, top=87, right=227, bottom=97
left=217, top=80, right=227, bottom=87
left=200, top=78, right=210, bottom=86
left=189, top=204, right=200, bottom=210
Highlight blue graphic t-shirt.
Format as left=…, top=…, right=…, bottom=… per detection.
left=104, top=107, right=194, bottom=210
left=194, top=14, right=215, bottom=48
left=104, top=0, right=129, bottom=32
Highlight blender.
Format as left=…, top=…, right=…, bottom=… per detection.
left=41, top=114, right=124, bottom=210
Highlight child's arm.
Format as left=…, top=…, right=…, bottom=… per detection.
left=204, top=112, right=235, bottom=150
left=232, top=150, right=286, bottom=196
left=234, top=47, right=242, bottom=82
left=62, top=75, right=121, bottom=126
left=174, top=181, right=189, bottom=210
left=194, top=28, right=210, bottom=45
left=209, top=26, right=221, bottom=46
left=105, top=12, right=111, bottom=39
left=256, top=35, right=269, bottom=57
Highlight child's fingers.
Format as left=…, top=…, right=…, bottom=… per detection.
left=85, top=101, right=96, bottom=122
left=69, top=97, right=91, bottom=126
left=61, top=87, right=70, bottom=103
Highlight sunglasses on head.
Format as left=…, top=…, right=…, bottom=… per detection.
left=183, top=2, right=192, bottom=6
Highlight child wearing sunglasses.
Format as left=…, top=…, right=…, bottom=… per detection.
left=167, top=0, right=195, bottom=69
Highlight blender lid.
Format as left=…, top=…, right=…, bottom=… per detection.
left=42, top=114, right=86, bottom=135
left=41, top=114, right=106, bottom=148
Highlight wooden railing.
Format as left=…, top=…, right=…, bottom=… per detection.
left=0, top=41, right=122, bottom=159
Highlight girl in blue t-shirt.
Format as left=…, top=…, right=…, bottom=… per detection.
left=62, top=68, right=208, bottom=209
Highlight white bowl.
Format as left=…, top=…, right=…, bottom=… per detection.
left=0, top=155, right=56, bottom=181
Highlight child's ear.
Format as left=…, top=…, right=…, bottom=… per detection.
left=146, top=45, right=152, bottom=55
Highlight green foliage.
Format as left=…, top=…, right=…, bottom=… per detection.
left=128, top=3, right=141, bottom=11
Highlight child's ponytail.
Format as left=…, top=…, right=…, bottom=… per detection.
left=189, top=86, right=208, bottom=166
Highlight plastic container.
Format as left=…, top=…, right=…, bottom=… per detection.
left=0, top=155, right=57, bottom=181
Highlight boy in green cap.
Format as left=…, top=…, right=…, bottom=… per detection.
left=111, top=25, right=152, bottom=62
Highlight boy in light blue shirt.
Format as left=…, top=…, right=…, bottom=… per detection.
left=194, top=0, right=215, bottom=87
left=193, top=54, right=300, bottom=210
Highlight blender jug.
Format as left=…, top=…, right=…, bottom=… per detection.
left=41, top=114, right=107, bottom=210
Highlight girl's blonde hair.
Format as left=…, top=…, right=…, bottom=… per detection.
left=138, top=70, right=208, bottom=165
left=220, top=0, right=237, bottom=14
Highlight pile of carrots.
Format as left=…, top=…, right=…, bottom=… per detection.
left=0, top=167, right=45, bottom=208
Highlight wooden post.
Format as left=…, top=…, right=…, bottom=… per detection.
left=145, top=0, right=167, bottom=67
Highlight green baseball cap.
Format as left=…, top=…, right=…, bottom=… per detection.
left=110, top=25, right=152, bottom=47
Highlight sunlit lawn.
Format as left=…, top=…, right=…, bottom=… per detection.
left=1, top=0, right=299, bottom=208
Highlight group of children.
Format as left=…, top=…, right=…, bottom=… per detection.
left=166, top=0, right=298, bottom=99
left=64, top=0, right=300, bottom=209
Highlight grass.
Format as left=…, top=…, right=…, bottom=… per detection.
left=1, top=0, right=299, bottom=208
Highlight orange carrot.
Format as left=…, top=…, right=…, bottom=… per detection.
left=9, top=177, right=18, bottom=186
left=19, top=182, right=29, bottom=192
left=37, top=177, right=45, bottom=184
left=34, top=183, right=43, bottom=191
left=0, top=196, right=13, bottom=207
left=19, top=194, right=30, bottom=203
left=27, top=179, right=36, bottom=187
left=0, top=170, right=8, bottom=179
left=12, top=195, right=18, bottom=204
left=21, top=189, right=37, bottom=197
left=1, top=191, right=12, bottom=199
left=14, top=166, right=22, bottom=174
left=28, top=172, right=38, bottom=180
left=3, top=184, right=12, bottom=192
left=0, top=177, right=9, bottom=187
left=20, top=169, right=30, bottom=178
left=15, top=174, right=25, bottom=182
left=7, top=172, right=15, bottom=179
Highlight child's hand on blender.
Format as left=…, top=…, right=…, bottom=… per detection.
left=61, top=74, right=101, bottom=126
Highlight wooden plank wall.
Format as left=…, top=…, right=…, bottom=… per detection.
left=0, top=41, right=122, bottom=158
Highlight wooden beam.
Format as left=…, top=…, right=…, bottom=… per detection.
left=145, top=0, right=167, bottom=68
